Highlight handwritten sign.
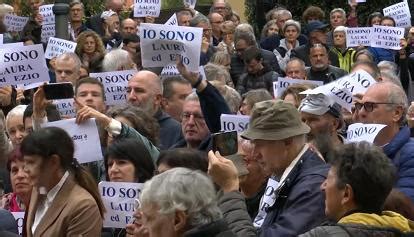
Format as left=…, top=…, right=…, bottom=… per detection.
left=140, top=23, right=203, bottom=71
left=41, top=118, right=103, bottom=163
left=165, top=13, right=178, bottom=26
left=253, top=177, right=279, bottom=228
left=12, top=212, right=24, bottom=236
left=54, top=98, right=76, bottom=118
left=3, top=14, right=29, bottom=32
left=371, top=25, right=405, bottom=50
left=45, top=37, right=77, bottom=59
left=273, top=77, right=323, bottom=98
left=220, top=114, right=250, bottom=133
left=183, top=0, right=197, bottom=9
left=134, top=0, right=161, bottom=17
left=90, top=70, right=137, bottom=106
left=0, top=44, right=50, bottom=87
left=346, top=27, right=372, bottom=47
left=41, top=24, right=55, bottom=43
left=346, top=123, right=387, bottom=143
left=99, top=181, right=144, bottom=228
left=383, top=2, right=411, bottom=28
left=334, top=69, right=376, bottom=95
left=39, top=4, right=55, bottom=25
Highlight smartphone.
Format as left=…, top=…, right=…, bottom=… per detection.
left=212, top=131, right=238, bottom=156
left=43, top=82, right=74, bottom=100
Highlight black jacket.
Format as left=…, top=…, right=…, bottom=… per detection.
left=291, top=44, right=340, bottom=67
left=155, top=110, right=183, bottom=150
left=230, top=49, right=281, bottom=86
left=236, top=65, right=278, bottom=95
left=306, top=65, right=347, bottom=84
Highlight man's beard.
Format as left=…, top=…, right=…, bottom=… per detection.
left=308, top=132, right=335, bottom=162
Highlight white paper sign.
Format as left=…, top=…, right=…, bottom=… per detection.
left=99, top=181, right=144, bottom=228
left=346, top=27, right=372, bottom=47
left=134, top=0, right=161, bottom=17
left=220, top=114, right=250, bottom=133
left=301, top=82, right=353, bottom=112
left=39, top=4, right=55, bottom=25
left=183, top=0, right=197, bottom=9
left=90, top=70, right=137, bottom=106
left=334, top=69, right=377, bottom=95
left=254, top=177, right=279, bottom=228
left=0, top=34, right=3, bottom=45
left=3, top=14, right=29, bottom=32
left=165, top=13, right=178, bottom=26
left=0, top=44, right=50, bottom=87
left=383, top=2, right=411, bottom=28
left=41, top=24, right=56, bottom=43
left=140, top=23, right=203, bottom=71
left=160, top=65, right=179, bottom=76
left=12, top=212, right=24, bottom=236
left=45, top=37, right=77, bottom=59
left=346, top=123, right=387, bottom=143
left=371, top=25, right=405, bottom=50
left=54, top=98, right=76, bottom=118
left=273, top=77, right=323, bottom=98
left=2, top=42, right=24, bottom=48
left=41, top=118, right=103, bottom=163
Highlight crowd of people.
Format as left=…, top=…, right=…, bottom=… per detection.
left=0, top=0, right=414, bottom=236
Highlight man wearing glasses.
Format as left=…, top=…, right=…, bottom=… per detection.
left=354, top=81, right=414, bottom=203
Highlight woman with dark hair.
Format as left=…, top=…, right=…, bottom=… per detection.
left=21, top=127, right=104, bottom=236
left=156, top=148, right=208, bottom=174
left=104, top=138, right=155, bottom=183
left=366, top=12, right=383, bottom=26
left=0, top=147, right=31, bottom=212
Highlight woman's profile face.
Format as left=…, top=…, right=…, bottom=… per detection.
left=10, top=160, right=32, bottom=196
left=107, top=157, right=136, bottom=182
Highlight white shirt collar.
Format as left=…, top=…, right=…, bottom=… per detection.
left=39, top=171, right=70, bottom=204
left=279, top=144, right=309, bottom=185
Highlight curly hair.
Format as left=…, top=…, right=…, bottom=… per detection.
left=75, top=30, right=106, bottom=58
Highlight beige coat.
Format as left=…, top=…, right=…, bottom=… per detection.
left=25, top=175, right=102, bottom=237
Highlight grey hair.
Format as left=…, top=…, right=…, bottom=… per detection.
left=283, top=19, right=301, bottom=34
left=140, top=168, right=222, bottom=228
left=190, top=14, right=210, bottom=27
left=204, top=63, right=233, bottom=87
left=56, top=52, right=81, bottom=72
left=5, top=105, right=27, bottom=135
left=235, top=23, right=255, bottom=36
left=380, top=70, right=402, bottom=88
left=185, top=92, right=199, bottom=102
left=383, top=82, right=408, bottom=126
left=378, top=61, right=398, bottom=74
left=274, top=9, right=292, bottom=20
left=102, top=49, right=132, bottom=72
left=209, top=80, right=241, bottom=113
left=330, top=8, right=346, bottom=18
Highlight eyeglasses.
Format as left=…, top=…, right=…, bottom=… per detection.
left=354, top=102, right=398, bottom=112
left=181, top=112, right=204, bottom=122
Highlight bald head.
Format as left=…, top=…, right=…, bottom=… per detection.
left=127, top=70, right=162, bottom=115
left=121, top=18, right=137, bottom=35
